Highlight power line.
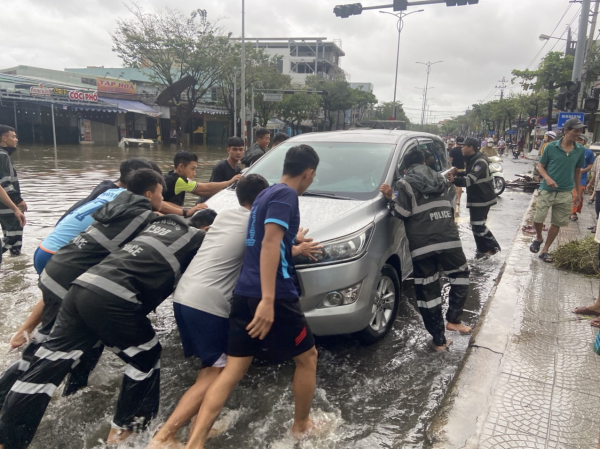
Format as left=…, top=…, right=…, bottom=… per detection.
left=526, top=3, right=574, bottom=69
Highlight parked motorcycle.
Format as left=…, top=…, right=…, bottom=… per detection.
left=488, top=156, right=505, bottom=196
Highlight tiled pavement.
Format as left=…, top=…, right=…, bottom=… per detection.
left=429, top=193, right=600, bottom=449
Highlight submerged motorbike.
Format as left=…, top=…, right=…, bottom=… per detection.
left=488, top=156, right=505, bottom=196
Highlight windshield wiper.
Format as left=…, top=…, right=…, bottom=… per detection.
left=302, top=191, right=354, bottom=200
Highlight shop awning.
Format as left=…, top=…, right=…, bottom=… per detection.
left=99, top=98, right=161, bottom=117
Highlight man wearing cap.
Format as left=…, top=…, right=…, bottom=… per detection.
left=449, top=137, right=500, bottom=255
left=448, top=137, right=465, bottom=209
left=530, top=118, right=586, bottom=262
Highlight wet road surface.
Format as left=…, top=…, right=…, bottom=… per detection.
left=0, top=146, right=533, bottom=448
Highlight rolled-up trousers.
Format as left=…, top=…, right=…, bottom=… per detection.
left=469, top=206, right=500, bottom=253
left=0, top=286, right=161, bottom=449
left=412, top=248, right=470, bottom=346
left=0, top=212, right=23, bottom=256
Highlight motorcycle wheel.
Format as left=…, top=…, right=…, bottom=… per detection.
left=493, top=176, right=506, bottom=196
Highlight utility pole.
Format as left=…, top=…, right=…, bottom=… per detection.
left=416, top=60, right=442, bottom=127
left=495, top=76, right=508, bottom=101
left=572, top=0, right=591, bottom=82
left=241, top=0, right=246, bottom=147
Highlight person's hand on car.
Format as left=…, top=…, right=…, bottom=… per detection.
left=228, top=174, right=242, bottom=185
left=296, top=227, right=313, bottom=244
left=380, top=184, right=393, bottom=200
left=295, top=241, right=323, bottom=261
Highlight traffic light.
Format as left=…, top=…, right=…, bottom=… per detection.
left=393, top=0, right=408, bottom=11
left=555, top=92, right=566, bottom=110
left=333, top=3, right=362, bottom=17
left=565, top=81, right=581, bottom=111
left=584, top=98, right=599, bottom=113
left=446, top=0, right=479, bottom=5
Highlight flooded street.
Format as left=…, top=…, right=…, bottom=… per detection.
left=0, top=145, right=533, bottom=449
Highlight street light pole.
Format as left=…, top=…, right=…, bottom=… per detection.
left=416, top=60, right=442, bottom=126
left=380, top=9, right=423, bottom=119
left=241, top=0, right=246, bottom=146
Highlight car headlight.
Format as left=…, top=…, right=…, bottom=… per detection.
left=318, top=282, right=363, bottom=308
left=295, top=223, right=374, bottom=267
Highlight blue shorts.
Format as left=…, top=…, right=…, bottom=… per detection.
left=173, top=303, right=229, bottom=368
left=33, top=246, right=54, bottom=275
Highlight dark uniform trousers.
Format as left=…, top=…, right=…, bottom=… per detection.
left=0, top=211, right=23, bottom=256
left=0, top=286, right=161, bottom=449
left=469, top=206, right=500, bottom=253
left=412, top=247, right=470, bottom=346
left=0, top=291, right=104, bottom=409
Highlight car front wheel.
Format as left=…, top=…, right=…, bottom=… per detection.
left=356, top=264, right=401, bottom=345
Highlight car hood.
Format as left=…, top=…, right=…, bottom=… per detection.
left=206, top=189, right=375, bottom=243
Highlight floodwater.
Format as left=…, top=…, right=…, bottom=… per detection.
left=0, top=145, right=533, bottom=449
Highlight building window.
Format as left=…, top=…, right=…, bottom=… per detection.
left=81, top=77, right=96, bottom=86
left=211, top=87, right=218, bottom=102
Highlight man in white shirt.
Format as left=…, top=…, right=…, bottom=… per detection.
left=150, top=174, right=322, bottom=447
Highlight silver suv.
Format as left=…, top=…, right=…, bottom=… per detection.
left=206, top=130, right=448, bottom=343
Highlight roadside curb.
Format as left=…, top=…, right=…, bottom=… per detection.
left=425, top=194, right=537, bottom=449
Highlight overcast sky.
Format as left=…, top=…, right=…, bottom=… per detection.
left=5, top=0, right=579, bottom=123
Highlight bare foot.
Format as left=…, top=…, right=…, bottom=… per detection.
left=591, top=317, right=600, bottom=328
left=429, top=339, right=453, bottom=352
left=572, top=305, right=600, bottom=316
left=291, top=418, right=313, bottom=440
left=446, top=322, right=473, bottom=334
left=147, top=436, right=185, bottom=449
left=107, top=427, right=133, bottom=445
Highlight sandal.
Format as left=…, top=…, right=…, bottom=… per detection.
left=570, top=214, right=578, bottom=221
left=539, top=252, right=553, bottom=263
left=591, top=227, right=597, bottom=234
left=530, top=239, right=543, bottom=253
left=572, top=306, right=600, bottom=316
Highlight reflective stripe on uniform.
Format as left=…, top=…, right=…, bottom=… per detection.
left=124, top=359, right=160, bottom=381
left=5, top=230, right=23, bottom=236
left=40, top=271, right=68, bottom=300
left=414, top=272, right=440, bottom=285
left=120, top=335, right=159, bottom=357
left=449, top=278, right=470, bottom=285
left=412, top=200, right=453, bottom=215
left=411, top=241, right=464, bottom=258
left=76, top=272, right=140, bottom=304
left=168, top=228, right=198, bottom=253
left=134, top=236, right=180, bottom=275
left=0, top=209, right=16, bottom=215
left=86, top=227, right=119, bottom=252
left=444, top=263, right=469, bottom=275
left=11, top=380, right=57, bottom=397
left=470, top=220, right=486, bottom=226
left=416, top=297, right=442, bottom=309
left=112, top=210, right=153, bottom=246
left=35, top=346, right=83, bottom=361
left=467, top=199, right=497, bottom=207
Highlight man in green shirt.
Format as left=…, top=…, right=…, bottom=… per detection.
left=530, top=118, right=586, bottom=262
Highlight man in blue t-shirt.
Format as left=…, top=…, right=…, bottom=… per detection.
left=187, top=144, right=320, bottom=448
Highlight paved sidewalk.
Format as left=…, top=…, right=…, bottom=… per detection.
left=427, top=193, right=600, bottom=449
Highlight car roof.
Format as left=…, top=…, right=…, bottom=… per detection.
left=286, top=129, right=441, bottom=145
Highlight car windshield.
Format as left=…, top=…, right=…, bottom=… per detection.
left=246, top=141, right=396, bottom=200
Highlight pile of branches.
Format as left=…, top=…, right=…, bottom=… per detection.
left=551, top=235, right=599, bottom=276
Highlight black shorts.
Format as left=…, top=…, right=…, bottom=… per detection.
left=228, top=295, right=315, bottom=364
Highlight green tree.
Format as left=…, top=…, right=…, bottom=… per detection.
left=253, top=62, right=292, bottom=127
left=373, top=101, right=410, bottom=124
left=351, top=89, right=378, bottom=123
left=512, top=51, right=574, bottom=91
left=112, top=4, right=226, bottom=144
left=280, top=92, right=320, bottom=135
left=306, top=76, right=354, bottom=130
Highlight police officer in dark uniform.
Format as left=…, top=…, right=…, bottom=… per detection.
left=0, top=169, right=162, bottom=411
left=381, top=149, right=471, bottom=352
left=0, top=215, right=205, bottom=449
left=450, top=137, right=500, bottom=255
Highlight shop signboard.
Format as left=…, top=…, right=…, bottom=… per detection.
left=263, top=92, right=283, bottom=102
left=97, top=77, right=136, bottom=95
left=53, top=87, right=68, bottom=96
left=30, top=84, right=52, bottom=96
left=69, top=90, right=98, bottom=102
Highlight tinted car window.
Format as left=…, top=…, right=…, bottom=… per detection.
left=247, top=142, right=396, bottom=200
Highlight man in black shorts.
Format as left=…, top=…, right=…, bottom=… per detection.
left=448, top=137, right=465, bottom=209
left=186, top=145, right=320, bottom=448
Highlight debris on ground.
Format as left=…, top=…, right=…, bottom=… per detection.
left=551, top=235, right=599, bottom=276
